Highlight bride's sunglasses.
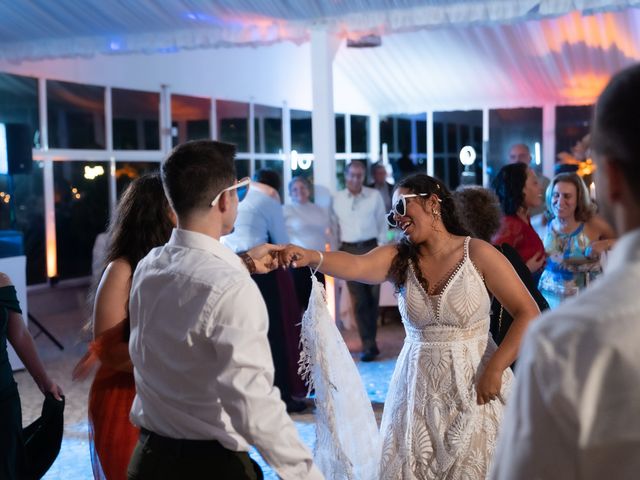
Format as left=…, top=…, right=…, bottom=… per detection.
left=386, top=193, right=438, bottom=227
left=210, top=177, right=251, bottom=207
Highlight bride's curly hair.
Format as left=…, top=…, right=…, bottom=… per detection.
left=387, top=174, right=468, bottom=290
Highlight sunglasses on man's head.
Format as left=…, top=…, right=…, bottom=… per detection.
left=386, top=193, right=439, bottom=228
left=210, top=177, right=251, bottom=207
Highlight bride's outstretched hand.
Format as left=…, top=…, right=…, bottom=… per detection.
left=279, top=244, right=316, bottom=269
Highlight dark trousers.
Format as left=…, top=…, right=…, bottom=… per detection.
left=251, top=270, right=296, bottom=401
left=340, top=240, right=380, bottom=352
left=127, top=428, right=263, bottom=480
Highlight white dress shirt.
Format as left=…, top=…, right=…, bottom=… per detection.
left=332, top=186, right=387, bottom=245
left=283, top=202, right=335, bottom=251
left=491, top=228, right=640, bottom=480
left=129, top=229, right=323, bottom=480
left=221, top=183, right=289, bottom=253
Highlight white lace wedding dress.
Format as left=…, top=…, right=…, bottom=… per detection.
left=379, top=237, right=513, bottom=479
left=301, top=237, right=512, bottom=480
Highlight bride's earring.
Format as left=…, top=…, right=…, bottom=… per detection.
left=431, top=208, right=441, bottom=231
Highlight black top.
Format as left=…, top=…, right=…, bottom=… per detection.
left=490, top=243, right=549, bottom=347
left=0, top=285, right=22, bottom=398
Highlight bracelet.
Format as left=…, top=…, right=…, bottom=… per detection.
left=239, top=253, right=256, bottom=275
left=311, top=250, right=324, bottom=276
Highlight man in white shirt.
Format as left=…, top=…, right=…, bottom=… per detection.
left=491, top=64, right=640, bottom=479
left=127, top=140, right=323, bottom=479
left=332, top=160, right=387, bottom=361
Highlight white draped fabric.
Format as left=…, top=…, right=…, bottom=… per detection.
left=1, top=1, right=639, bottom=61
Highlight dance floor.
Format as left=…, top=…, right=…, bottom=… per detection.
left=16, top=285, right=404, bottom=480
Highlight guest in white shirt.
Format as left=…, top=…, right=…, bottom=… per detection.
left=127, top=140, right=323, bottom=480
left=284, top=176, right=335, bottom=312
left=491, top=64, right=640, bottom=480
left=332, top=160, right=387, bottom=361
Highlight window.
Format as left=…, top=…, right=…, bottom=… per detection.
left=0, top=73, right=39, bottom=148
left=47, top=80, right=105, bottom=149
left=488, top=108, right=542, bottom=181
left=254, top=104, right=282, bottom=154
left=556, top=105, right=592, bottom=157
left=350, top=115, right=369, bottom=153
left=433, top=110, right=483, bottom=189
left=335, top=114, right=345, bottom=153
left=172, top=94, right=211, bottom=147
left=112, top=88, right=160, bottom=150
left=54, top=161, right=109, bottom=279
left=115, top=161, right=161, bottom=198
left=216, top=100, right=248, bottom=152
left=379, top=114, right=427, bottom=182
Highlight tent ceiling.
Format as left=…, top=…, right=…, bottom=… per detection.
left=0, top=0, right=638, bottom=61
left=0, top=2, right=639, bottom=112
left=335, top=8, right=640, bottom=112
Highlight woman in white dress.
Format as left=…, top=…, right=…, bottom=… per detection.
left=284, top=174, right=540, bottom=479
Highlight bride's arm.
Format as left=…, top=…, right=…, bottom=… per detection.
left=470, top=239, right=541, bottom=404
left=283, top=244, right=397, bottom=285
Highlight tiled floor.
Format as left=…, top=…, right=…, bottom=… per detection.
left=15, top=284, right=404, bottom=480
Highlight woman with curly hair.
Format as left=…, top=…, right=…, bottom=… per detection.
left=453, top=186, right=549, bottom=347
left=283, top=173, right=540, bottom=479
left=538, top=172, right=616, bottom=308
left=74, top=173, right=175, bottom=480
left=492, top=163, right=546, bottom=278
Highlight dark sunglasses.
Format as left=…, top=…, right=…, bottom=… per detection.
left=386, top=193, right=439, bottom=227
left=210, top=177, right=250, bottom=207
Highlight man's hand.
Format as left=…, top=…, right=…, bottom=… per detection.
left=246, top=244, right=283, bottom=274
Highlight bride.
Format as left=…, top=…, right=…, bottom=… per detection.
left=284, top=174, right=540, bottom=479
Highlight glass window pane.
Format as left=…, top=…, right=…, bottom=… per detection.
left=115, top=161, right=161, bottom=198
left=112, top=88, right=160, bottom=150
left=488, top=108, right=542, bottom=181
left=555, top=105, right=592, bottom=157
left=0, top=73, right=39, bottom=148
left=172, top=94, right=211, bottom=147
left=254, top=104, right=282, bottom=154
left=235, top=159, right=250, bottom=179
left=379, top=116, right=394, bottom=153
left=416, top=119, right=427, bottom=154
left=434, top=110, right=483, bottom=188
left=0, top=162, right=46, bottom=284
left=335, top=114, right=345, bottom=153
left=54, top=161, right=109, bottom=280
left=291, top=110, right=312, bottom=153
left=47, top=80, right=105, bottom=149
left=397, top=119, right=412, bottom=153
left=336, top=159, right=347, bottom=191
left=215, top=100, right=248, bottom=152
left=350, top=115, right=369, bottom=153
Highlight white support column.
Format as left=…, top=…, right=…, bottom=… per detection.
left=282, top=102, right=292, bottom=204
left=160, top=84, right=172, bottom=155
left=482, top=107, right=490, bottom=187
left=210, top=99, right=217, bottom=140
left=369, top=113, right=380, bottom=164
left=105, top=87, right=117, bottom=216
left=310, top=27, right=340, bottom=209
left=426, top=110, right=434, bottom=177
left=249, top=100, right=256, bottom=178
left=542, top=104, right=556, bottom=180
left=38, top=78, right=57, bottom=280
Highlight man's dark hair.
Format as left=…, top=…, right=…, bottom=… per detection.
left=254, top=168, right=281, bottom=192
left=591, top=64, right=640, bottom=202
left=161, top=140, right=236, bottom=217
